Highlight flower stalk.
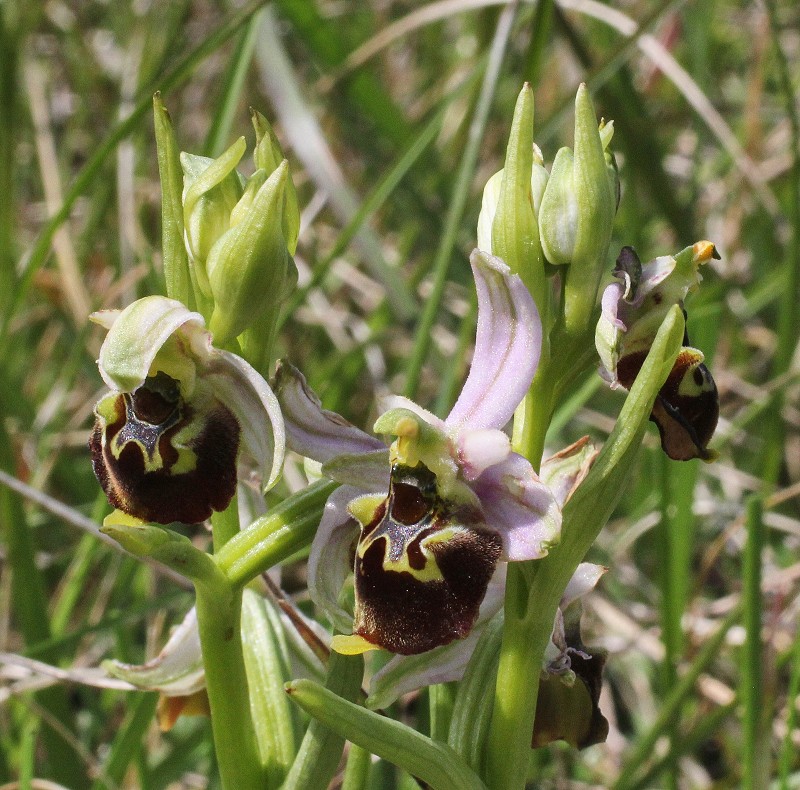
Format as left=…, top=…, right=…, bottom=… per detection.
left=195, top=579, right=265, bottom=789
left=486, top=306, right=686, bottom=789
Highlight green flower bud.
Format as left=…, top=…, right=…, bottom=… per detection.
left=538, top=146, right=578, bottom=266
left=476, top=84, right=547, bottom=310
left=206, top=160, right=297, bottom=345
left=538, top=85, right=617, bottom=335
left=251, top=109, right=300, bottom=255
left=181, top=138, right=246, bottom=297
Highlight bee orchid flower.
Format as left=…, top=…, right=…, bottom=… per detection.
left=89, top=295, right=285, bottom=524
left=595, top=242, right=720, bottom=461
left=276, top=250, right=563, bottom=659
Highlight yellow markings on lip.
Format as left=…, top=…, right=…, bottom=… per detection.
left=359, top=524, right=466, bottom=583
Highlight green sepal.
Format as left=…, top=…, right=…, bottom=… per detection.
left=286, top=679, right=487, bottom=790
left=181, top=137, right=246, bottom=297
left=538, top=146, right=576, bottom=267
left=100, top=520, right=221, bottom=587
left=537, top=86, right=617, bottom=336
left=153, top=94, right=191, bottom=307
left=563, top=85, right=617, bottom=334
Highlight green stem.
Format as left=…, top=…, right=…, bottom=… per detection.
left=429, top=683, right=456, bottom=743
left=341, top=743, right=371, bottom=790
left=195, top=570, right=265, bottom=789
left=282, top=652, right=365, bottom=790
left=211, top=492, right=240, bottom=551
left=485, top=562, right=556, bottom=789
left=486, top=354, right=555, bottom=789
left=487, top=307, right=686, bottom=790
left=510, top=365, right=553, bottom=473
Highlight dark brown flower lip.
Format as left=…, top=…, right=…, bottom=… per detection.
left=351, top=462, right=502, bottom=655
left=616, top=340, right=719, bottom=462
left=90, top=384, right=241, bottom=525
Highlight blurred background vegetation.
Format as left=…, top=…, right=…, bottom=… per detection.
left=0, top=0, right=799, bottom=787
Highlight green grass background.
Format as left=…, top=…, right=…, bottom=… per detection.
left=0, top=0, right=799, bottom=787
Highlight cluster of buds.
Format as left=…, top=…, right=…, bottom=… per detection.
left=477, top=83, right=619, bottom=346
left=180, top=110, right=299, bottom=348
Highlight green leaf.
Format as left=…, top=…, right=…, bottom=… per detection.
left=286, top=679, right=486, bottom=790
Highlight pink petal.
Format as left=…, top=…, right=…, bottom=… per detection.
left=446, top=250, right=541, bottom=432
left=472, top=453, right=561, bottom=560
left=274, top=362, right=384, bottom=463
left=456, top=428, right=511, bottom=481
left=307, top=486, right=366, bottom=633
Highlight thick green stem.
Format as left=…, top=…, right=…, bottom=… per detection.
left=510, top=368, right=552, bottom=474
left=487, top=364, right=554, bottom=787
left=214, top=480, right=336, bottom=587
left=195, top=572, right=265, bottom=789
left=211, top=492, right=240, bottom=551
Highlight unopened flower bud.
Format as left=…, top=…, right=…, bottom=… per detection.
left=476, top=84, right=547, bottom=309
left=251, top=109, right=300, bottom=255
left=538, top=85, right=617, bottom=335
left=181, top=139, right=246, bottom=297
left=206, top=160, right=297, bottom=345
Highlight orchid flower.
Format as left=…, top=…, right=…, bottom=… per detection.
left=533, top=562, right=608, bottom=749
left=595, top=242, right=720, bottom=461
left=366, top=437, right=598, bottom=710
left=89, top=295, right=284, bottom=524
left=276, top=249, right=563, bottom=662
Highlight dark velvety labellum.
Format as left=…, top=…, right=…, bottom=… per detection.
left=352, top=463, right=501, bottom=655
left=617, top=338, right=719, bottom=462
left=90, top=377, right=240, bottom=524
